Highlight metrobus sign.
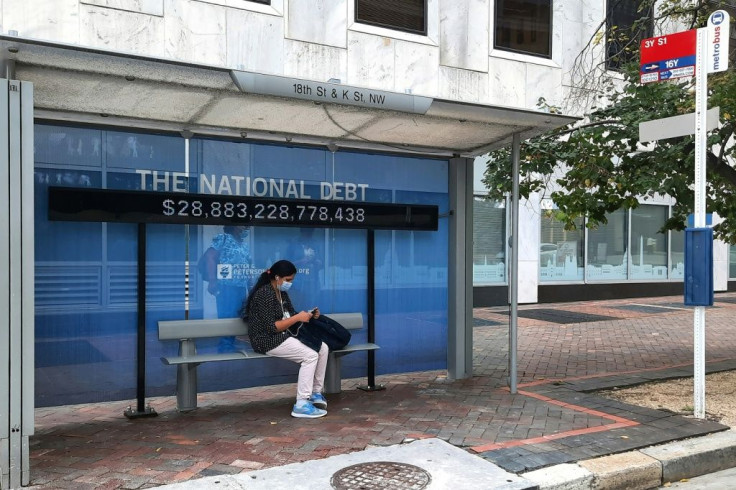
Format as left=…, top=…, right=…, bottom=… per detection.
left=707, top=10, right=730, bottom=73
left=640, top=29, right=696, bottom=84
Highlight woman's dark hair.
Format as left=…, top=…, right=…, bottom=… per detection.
left=242, top=260, right=297, bottom=317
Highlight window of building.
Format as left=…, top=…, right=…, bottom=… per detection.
left=355, top=0, right=427, bottom=35
left=630, top=205, right=668, bottom=280
left=473, top=197, right=506, bottom=284
left=540, top=213, right=584, bottom=282
left=606, top=0, right=653, bottom=71
left=670, top=220, right=685, bottom=280
left=586, top=209, right=628, bottom=280
left=494, top=0, right=552, bottom=58
left=730, top=245, right=736, bottom=280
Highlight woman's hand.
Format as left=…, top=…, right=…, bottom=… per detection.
left=296, top=311, right=313, bottom=322
left=207, top=281, right=219, bottom=296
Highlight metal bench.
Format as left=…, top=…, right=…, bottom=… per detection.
left=158, top=312, right=379, bottom=412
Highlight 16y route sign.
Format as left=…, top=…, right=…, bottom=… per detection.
left=640, top=29, right=696, bottom=84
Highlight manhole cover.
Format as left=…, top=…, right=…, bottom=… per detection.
left=331, top=461, right=431, bottom=489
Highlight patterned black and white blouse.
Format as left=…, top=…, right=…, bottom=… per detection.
left=245, top=284, right=296, bottom=354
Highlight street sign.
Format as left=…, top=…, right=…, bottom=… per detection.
left=707, top=10, right=730, bottom=73
left=639, top=107, right=719, bottom=142
left=640, top=29, right=697, bottom=83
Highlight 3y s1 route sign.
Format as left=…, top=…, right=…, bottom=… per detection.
left=640, top=29, right=696, bottom=84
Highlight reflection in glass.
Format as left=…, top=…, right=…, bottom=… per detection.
left=473, top=198, right=506, bottom=284
left=670, top=227, right=685, bottom=279
left=586, top=209, right=628, bottom=280
left=539, top=212, right=584, bottom=281
left=34, top=125, right=103, bottom=168
left=106, top=131, right=184, bottom=172
left=630, top=205, right=668, bottom=280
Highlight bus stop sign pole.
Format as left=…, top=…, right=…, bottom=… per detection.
left=692, top=26, right=707, bottom=420
left=638, top=10, right=729, bottom=419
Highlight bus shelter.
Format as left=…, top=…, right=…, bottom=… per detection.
left=0, top=35, right=576, bottom=488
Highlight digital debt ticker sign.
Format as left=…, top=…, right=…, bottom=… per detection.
left=48, top=187, right=439, bottom=231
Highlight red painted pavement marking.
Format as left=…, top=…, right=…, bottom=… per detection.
left=470, top=422, right=633, bottom=453
left=470, top=389, right=639, bottom=453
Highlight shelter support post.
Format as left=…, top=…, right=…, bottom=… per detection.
left=448, top=157, right=473, bottom=380
left=509, top=134, right=520, bottom=394
left=1, top=78, right=34, bottom=488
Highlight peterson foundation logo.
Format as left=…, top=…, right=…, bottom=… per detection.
left=217, top=264, right=232, bottom=280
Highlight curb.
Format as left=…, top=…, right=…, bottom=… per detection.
left=521, top=429, right=736, bottom=490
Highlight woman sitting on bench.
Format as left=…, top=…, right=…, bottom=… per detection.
left=242, top=259, right=329, bottom=419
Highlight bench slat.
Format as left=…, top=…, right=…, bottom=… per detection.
left=161, top=343, right=378, bottom=366
left=158, top=312, right=364, bottom=341
left=158, top=318, right=246, bottom=340
left=161, top=351, right=262, bottom=365
left=332, top=343, right=379, bottom=355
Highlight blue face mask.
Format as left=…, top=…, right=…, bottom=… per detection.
left=278, top=280, right=293, bottom=292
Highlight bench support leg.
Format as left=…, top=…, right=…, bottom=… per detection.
left=324, top=354, right=342, bottom=394
left=177, top=364, right=198, bottom=412
left=176, top=341, right=198, bottom=412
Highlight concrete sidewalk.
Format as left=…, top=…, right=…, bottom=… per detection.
left=28, top=294, right=736, bottom=489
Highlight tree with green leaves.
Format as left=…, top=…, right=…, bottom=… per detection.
left=482, top=0, right=736, bottom=242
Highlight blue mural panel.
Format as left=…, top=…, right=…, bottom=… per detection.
left=34, top=125, right=449, bottom=406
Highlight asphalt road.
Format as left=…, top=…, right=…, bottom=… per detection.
left=660, top=466, right=736, bottom=489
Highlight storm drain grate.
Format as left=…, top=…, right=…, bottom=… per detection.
left=331, top=461, right=431, bottom=489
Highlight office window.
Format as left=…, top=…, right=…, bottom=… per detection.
left=671, top=227, right=684, bottom=279
left=587, top=209, right=628, bottom=280
left=494, top=0, right=552, bottom=57
left=540, top=213, right=584, bottom=282
left=355, top=0, right=426, bottom=35
left=730, top=244, right=736, bottom=280
left=630, top=205, right=668, bottom=280
left=606, top=0, right=653, bottom=71
left=473, top=198, right=506, bottom=285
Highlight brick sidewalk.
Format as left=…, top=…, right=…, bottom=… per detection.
left=28, top=294, right=736, bottom=489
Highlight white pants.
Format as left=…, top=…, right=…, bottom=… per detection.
left=267, top=337, right=328, bottom=401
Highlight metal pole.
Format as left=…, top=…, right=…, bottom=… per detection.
left=359, top=229, right=384, bottom=391
left=509, top=133, right=520, bottom=394
left=367, top=229, right=376, bottom=387
left=124, top=223, right=157, bottom=418
left=184, top=136, right=190, bottom=320
left=693, top=27, right=708, bottom=419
